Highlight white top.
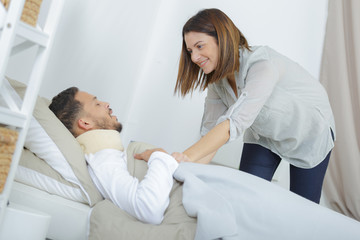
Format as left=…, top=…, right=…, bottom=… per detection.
left=86, top=149, right=179, bottom=225
left=201, top=46, right=335, bottom=168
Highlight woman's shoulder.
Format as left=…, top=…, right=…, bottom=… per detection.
left=239, top=45, right=272, bottom=73
left=244, top=45, right=272, bottom=60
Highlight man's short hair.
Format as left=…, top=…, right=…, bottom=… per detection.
left=49, top=87, right=83, bottom=136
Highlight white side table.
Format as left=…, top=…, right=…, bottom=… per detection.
left=0, top=202, right=51, bottom=240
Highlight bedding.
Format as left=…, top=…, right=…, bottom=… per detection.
left=9, top=181, right=90, bottom=240
left=5, top=77, right=360, bottom=240
left=174, top=162, right=360, bottom=240
left=16, top=149, right=85, bottom=202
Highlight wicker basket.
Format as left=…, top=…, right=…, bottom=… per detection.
left=1, top=0, right=43, bottom=27
left=0, top=127, right=18, bottom=193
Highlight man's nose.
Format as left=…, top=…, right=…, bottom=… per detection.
left=102, top=101, right=110, bottom=109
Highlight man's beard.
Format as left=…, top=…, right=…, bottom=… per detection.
left=94, top=118, right=123, bottom=133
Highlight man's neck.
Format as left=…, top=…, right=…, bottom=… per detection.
left=76, top=129, right=124, bottom=154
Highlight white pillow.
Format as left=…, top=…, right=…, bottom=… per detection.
left=25, top=117, right=83, bottom=187
left=16, top=149, right=86, bottom=203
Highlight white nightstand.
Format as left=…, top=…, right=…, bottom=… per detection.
left=0, top=202, right=51, bottom=240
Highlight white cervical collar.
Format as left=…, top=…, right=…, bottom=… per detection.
left=76, top=129, right=124, bottom=154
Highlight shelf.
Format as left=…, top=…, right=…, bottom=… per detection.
left=0, top=0, right=65, bottom=230
left=0, top=4, right=5, bottom=28
left=0, top=4, right=49, bottom=47
left=0, top=107, right=26, bottom=128
left=15, top=22, right=49, bottom=47
left=0, top=22, right=49, bottom=48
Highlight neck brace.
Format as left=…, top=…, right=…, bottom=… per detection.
left=76, top=129, right=124, bottom=154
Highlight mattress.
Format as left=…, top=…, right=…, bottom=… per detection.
left=9, top=181, right=90, bottom=240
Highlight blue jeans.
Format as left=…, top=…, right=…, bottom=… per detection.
left=239, top=141, right=332, bottom=204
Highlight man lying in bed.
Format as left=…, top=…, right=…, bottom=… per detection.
left=49, top=87, right=179, bottom=225
left=49, top=87, right=360, bottom=240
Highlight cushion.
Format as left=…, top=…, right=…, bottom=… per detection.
left=5, top=77, right=103, bottom=206
left=126, top=141, right=154, bottom=180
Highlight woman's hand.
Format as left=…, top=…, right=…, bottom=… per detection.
left=171, top=152, right=191, bottom=163
left=134, top=148, right=167, bottom=162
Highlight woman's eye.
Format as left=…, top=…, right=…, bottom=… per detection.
left=197, top=45, right=203, bottom=49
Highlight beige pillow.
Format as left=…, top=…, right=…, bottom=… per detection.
left=7, top=77, right=103, bottom=206
left=126, top=141, right=156, bottom=180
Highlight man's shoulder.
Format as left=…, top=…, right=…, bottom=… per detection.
left=85, top=149, right=127, bottom=166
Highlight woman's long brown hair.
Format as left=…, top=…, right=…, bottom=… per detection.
left=175, top=8, right=250, bottom=97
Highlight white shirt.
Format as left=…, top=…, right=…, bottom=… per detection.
left=85, top=149, right=179, bottom=224
left=201, top=46, right=335, bottom=168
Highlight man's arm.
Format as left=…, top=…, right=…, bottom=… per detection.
left=134, top=148, right=167, bottom=162
left=87, top=149, right=178, bottom=224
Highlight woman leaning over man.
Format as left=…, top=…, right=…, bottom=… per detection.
left=171, top=8, right=335, bottom=204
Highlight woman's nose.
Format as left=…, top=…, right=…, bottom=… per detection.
left=191, top=51, right=200, bottom=63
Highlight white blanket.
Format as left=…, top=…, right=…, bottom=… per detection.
left=173, top=162, right=360, bottom=240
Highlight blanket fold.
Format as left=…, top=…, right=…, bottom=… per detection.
left=174, top=162, right=360, bottom=240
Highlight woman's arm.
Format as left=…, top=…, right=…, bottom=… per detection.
left=172, top=84, right=229, bottom=163
left=196, top=151, right=217, bottom=164
left=183, top=120, right=230, bottom=162
left=178, top=60, right=279, bottom=162
left=171, top=150, right=217, bottom=164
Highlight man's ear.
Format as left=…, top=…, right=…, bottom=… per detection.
left=77, top=118, right=93, bottom=131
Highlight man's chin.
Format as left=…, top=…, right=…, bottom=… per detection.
left=94, top=119, right=122, bottom=133
left=115, top=123, right=123, bottom=133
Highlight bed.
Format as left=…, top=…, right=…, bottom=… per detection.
left=9, top=181, right=90, bottom=240
left=4, top=77, right=360, bottom=240
left=4, top=77, right=196, bottom=240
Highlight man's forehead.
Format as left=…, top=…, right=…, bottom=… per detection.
left=75, top=91, right=96, bottom=103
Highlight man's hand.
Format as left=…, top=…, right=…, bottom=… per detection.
left=171, top=152, right=191, bottom=163
left=134, top=148, right=167, bottom=162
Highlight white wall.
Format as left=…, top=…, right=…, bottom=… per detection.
left=123, top=0, right=329, bottom=169
left=6, top=0, right=328, bottom=171
left=6, top=0, right=163, bottom=126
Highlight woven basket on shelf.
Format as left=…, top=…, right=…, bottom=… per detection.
left=1, top=0, right=43, bottom=27
left=0, top=127, right=18, bottom=194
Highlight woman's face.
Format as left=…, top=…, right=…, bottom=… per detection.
left=184, top=31, right=219, bottom=74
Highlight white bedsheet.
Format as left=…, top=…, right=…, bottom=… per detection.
left=9, top=182, right=90, bottom=240
left=174, top=162, right=360, bottom=240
